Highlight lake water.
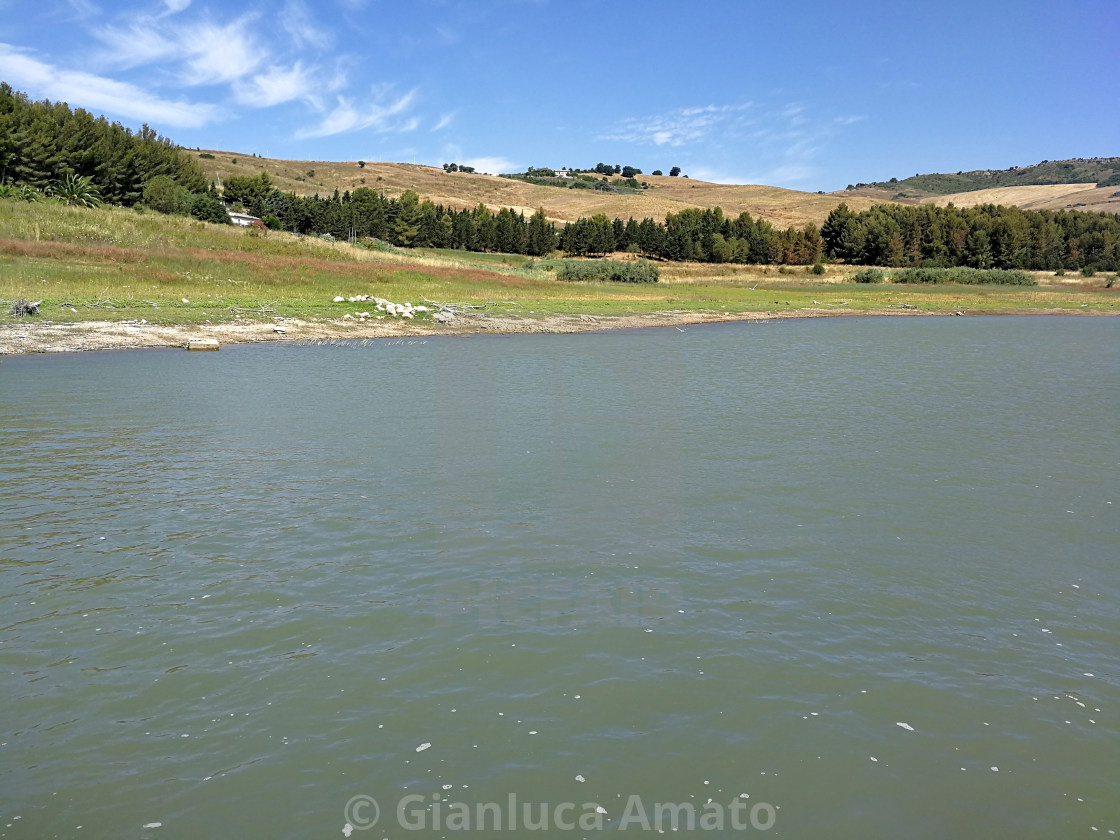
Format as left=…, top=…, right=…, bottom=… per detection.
left=2, top=316, right=1118, bottom=839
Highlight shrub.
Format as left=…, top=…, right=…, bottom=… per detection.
left=811, top=262, right=826, bottom=275
left=198, top=152, right=214, bottom=159
left=143, top=175, right=193, bottom=215
left=262, top=214, right=283, bottom=230
left=892, top=267, right=1036, bottom=285
left=555, top=259, right=658, bottom=283
left=850, top=268, right=886, bottom=283
left=1080, top=266, right=1096, bottom=278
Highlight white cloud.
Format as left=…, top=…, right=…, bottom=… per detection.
left=233, top=62, right=318, bottom=107
left=295, top=88, right=417, bottom=138
left=599, top=104, right=752, bottom=147
left=94, top=14, right=266, bottom=86
left=0, top=43, right=218, bottom=128
left=433, top=111, right=456, bottom=131
left=92, top=22, right=179, bottom=69
left=162, top=0, right=191, bottom=13
left=176, top=18, right=267, bottom=85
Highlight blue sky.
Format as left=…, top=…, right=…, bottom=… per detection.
left=1, top=0, right=1117, bottom=191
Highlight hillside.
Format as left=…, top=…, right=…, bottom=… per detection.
left=844, top=156, right=1120, bottom=197
left=924, top=183, right=1120, bottom=214
left=193, top=150, right=882, bottom=228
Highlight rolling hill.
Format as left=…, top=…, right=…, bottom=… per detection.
left=839, top=157, right=1120, bottom=216
left=845, top=157, right=1120, bottom=196
left=193, top=150, right=883, bottom=228
left=193, top=150, right=1120, bottom=228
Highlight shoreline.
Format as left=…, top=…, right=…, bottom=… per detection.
left=1, top=307, right=1114, bottom=355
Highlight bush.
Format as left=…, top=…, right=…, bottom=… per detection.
left=850, top=268, right=886, bottom=283
left=811, top=262, right=826, bottom=275
left=1080, top=266, right=1096, bottom=278
left=143, top=175, right=193, bottom=215
left=261, top=214, right=282, bottom=230
left=555, top=259, right=658, bottom=283
left=892, top=267, right=1036, bottom=285
left=198, top=152, right=214, bottom=159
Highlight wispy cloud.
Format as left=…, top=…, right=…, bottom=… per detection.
left=603, top=100, right=863, bottom=188
left=598, top=104, right=753, bottom=147
left=432, top=111, right=456, bottom=131
left=93, top=14, right=266, bottom=85
left=282, top=0, right=332, bottom=50
left=295, top=87, right=417, bottom=138
left=233, top=61, right=320, bottom=107
left=0, top=43, right=218, bottom=128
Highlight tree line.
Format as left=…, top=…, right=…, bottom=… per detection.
left=225, top=171, right=559, bottom=255
left=820, top=202, right=1120, bottom=271
left=559, top=208, right=825, bottom=264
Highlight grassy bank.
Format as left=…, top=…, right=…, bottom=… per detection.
left=2, top=201, right=1117, bottom=332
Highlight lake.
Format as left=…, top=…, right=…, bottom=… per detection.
left=2, top=316, right=1117, bottom=838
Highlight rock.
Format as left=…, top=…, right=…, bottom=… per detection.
left=414, top=305, right=429, bottom=313
left=433, top=311, right=456, bottom=323
left=333, top=296, right=345, bottom=303
left=187, top=339, right=219, bottom=351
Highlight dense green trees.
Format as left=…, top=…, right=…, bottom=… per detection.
left=0, top=84, right=207, bottom=205
left=821, top=202, right=1120, bottom=272
left=556, top=207, right=824, bottom=266
left=233, top=183, right=560, bottom=255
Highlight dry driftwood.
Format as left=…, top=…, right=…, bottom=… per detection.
left=8, top=298, right=41, bottom=316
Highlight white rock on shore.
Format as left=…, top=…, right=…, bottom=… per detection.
left=332, top=295, right=450, bottom=322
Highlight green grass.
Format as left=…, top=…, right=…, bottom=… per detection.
left=3, top=200, right=1117, bottom=331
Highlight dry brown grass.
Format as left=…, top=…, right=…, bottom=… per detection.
left=196, top=150, right=883, bottom=227
left=925, top=183, right=1120, bottom=214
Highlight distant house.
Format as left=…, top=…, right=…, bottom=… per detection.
left=555, top=169, right=573, bottom=179
left=228, top=210, right=261, bottom=227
